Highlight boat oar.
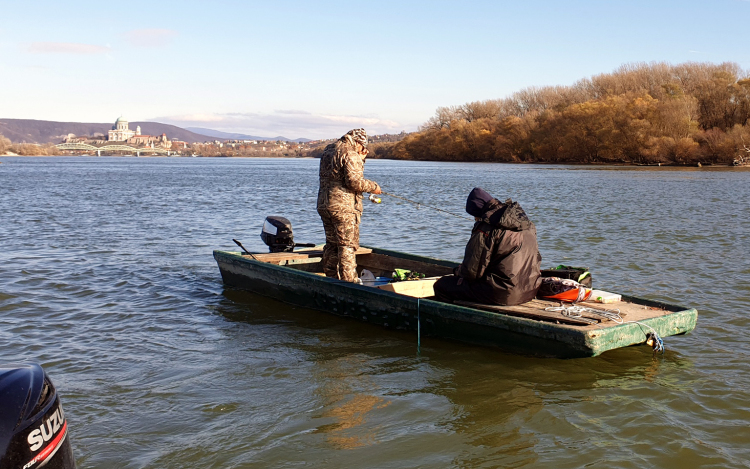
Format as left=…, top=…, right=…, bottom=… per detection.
left=233, top=239, right=258, bottom=260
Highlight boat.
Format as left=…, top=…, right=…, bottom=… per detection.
left=213, top=246, right=697, bottom=358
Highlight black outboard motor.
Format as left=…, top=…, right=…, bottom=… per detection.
left=260, top=216, right=315, bottom=253
left=0, top=363, right=76, bottom=469
left=261, top=216, right=295, bottom=253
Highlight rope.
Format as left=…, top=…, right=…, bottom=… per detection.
left=623, top=320, right=664, bottom=354
left=381, top=191, right=474, bottom=221
left=545, top=304, right=624, bottom=323
left=545, top=304, right=665, bottom=354
left=417, top=298, right=421, bottom=354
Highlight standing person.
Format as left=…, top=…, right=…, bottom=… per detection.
left=317, top=128, right=382, bottom=282
left=433, top=187, right=542, bottom=305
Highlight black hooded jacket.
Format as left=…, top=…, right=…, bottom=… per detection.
left=456, top=197, right=542, bottom=305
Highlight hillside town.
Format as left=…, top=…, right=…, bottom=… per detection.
left=0, top=115, right=409, bottom=157
left=52, top=116, right=317, bottom=156
left=52, top=117, right=408, bottom=157
left=63, top=117, right=176, bottom=149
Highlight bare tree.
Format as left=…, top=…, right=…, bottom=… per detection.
left=0, top=134, right=10, bottom=154
left=421, top=106, right=462, bottom=130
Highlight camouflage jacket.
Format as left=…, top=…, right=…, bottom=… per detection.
left=317, top=139, right=380, bottom=214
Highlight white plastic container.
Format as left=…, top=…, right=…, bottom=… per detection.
left=589, top=290, right=622, bottom=304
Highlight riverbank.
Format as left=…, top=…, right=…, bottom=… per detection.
left=382, top=61, right=750, bottom=167
left=3, top=152, right=747, bottom=167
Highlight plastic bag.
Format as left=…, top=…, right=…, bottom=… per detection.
left=537, top=277, right=592, bottom=302
left=391, top=269, right=426, bottom=282
left=359, top=269, right=376, bottom=285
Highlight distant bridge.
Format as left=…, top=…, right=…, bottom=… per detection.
left=56, top=143, right=172, bottom=156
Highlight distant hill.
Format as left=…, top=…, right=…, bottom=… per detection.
left=185, top=127, right=312, bottom=143
left=0, top=119, right=214, bottom=144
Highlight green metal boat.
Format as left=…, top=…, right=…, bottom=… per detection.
left=213, top=246, right=697, bottom=358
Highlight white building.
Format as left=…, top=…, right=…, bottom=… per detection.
left=108, top=117, right=138, bottom=142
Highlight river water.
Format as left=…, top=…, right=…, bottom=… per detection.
left=1, top=156, right=749, bottom=468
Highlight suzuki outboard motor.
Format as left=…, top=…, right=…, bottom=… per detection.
left=260, top=216, right=315, bottom=253
left=0, top=363, right=76, bottom=469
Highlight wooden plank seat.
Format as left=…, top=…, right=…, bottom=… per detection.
left=242, top=247, right=372, bottom=265
left=375, top=277, right=439, bottom=298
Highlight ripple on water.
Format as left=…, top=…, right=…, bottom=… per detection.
left=1, top=157, right=749, bottom=468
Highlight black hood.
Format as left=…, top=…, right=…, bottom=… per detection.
left=465, top=187, right=494, bottom=218
left=481, top=198, right=532, bottom=231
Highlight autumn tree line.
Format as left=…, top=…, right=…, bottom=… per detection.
left=0, top=134, right=61, bottom=156
left=377, top=62, right=750, bottom=165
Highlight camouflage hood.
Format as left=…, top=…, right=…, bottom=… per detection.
left=342, top=128, right=367, bottom=148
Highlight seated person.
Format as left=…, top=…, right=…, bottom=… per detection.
left=433, top=187, right=542, bottom=306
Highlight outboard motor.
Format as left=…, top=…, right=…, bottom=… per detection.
left=261, top=216, right=295, bottom=253
left=260, top=216, right=315, bottom=253
left=0, top=363, right=76, bottom=469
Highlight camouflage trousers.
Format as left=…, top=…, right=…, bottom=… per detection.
left=318, top=209, right=361, bottom=282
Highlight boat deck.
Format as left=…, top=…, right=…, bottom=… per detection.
left=236, top=248, right=672, bottom=330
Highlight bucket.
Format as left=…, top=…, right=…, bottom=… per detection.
left=362, top=277, right=391, bottom=287
left=359, top=269, right=391, bottom=287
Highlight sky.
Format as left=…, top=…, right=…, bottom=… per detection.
left=2, top=0, right=750, bottom=140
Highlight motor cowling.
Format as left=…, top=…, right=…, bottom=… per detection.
left=0, top=363, right=76, bottom=469
left=260, top=216, right=295, bottom=253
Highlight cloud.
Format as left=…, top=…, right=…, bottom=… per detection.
left=274, top=109, right=312, bottom=115
left=164, top=113, right=227, bottom=122
left=124, top=29, right=178, bottom=48
left=25, top=42, right=110, bottom=54
left=151, top=110, right=414, bottom=140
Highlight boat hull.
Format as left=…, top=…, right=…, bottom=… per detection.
left=213, top=248, right=697, bottom=358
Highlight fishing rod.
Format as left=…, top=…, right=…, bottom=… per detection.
left=378, top=191, right=474, bottom=221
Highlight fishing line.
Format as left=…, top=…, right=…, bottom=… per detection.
left=417, top=297, right=421, bottom=354
left=381, top=191, right=474, bottom=221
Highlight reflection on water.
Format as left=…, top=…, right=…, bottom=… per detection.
left=1, top=157, right=749, bottom=468
left=312, top=362, right=391, bottom=449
